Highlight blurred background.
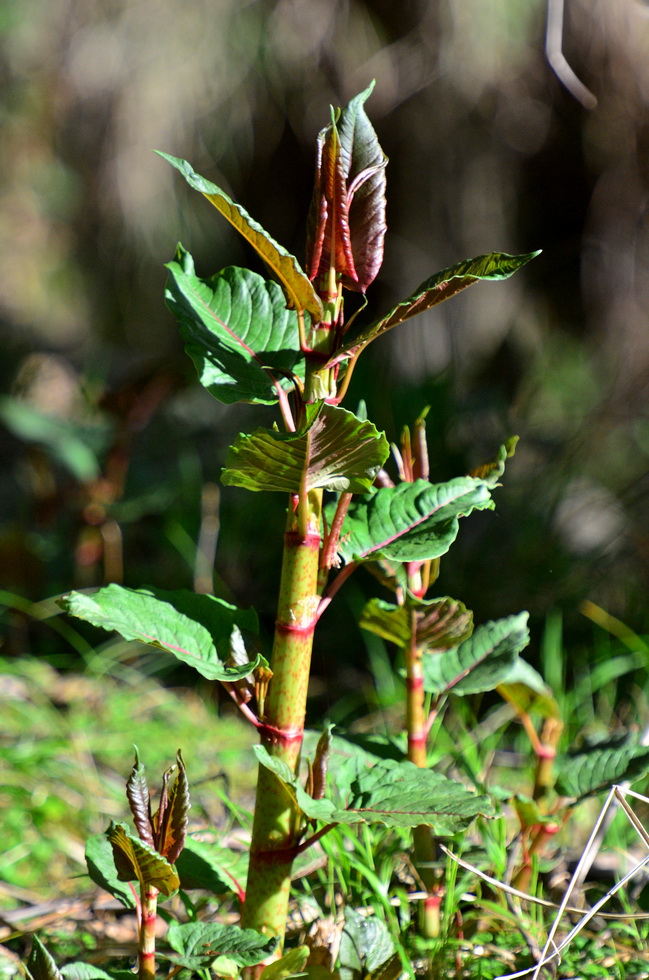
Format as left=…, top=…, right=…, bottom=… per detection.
left=1, top=0, right=649, bottom=669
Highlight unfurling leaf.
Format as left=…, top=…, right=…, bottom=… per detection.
left=158, top=153, right=322, bottom=322
left=155, top=749, right=190, bottom=864
left=107, top=822, right=180, bottom=896
left=306, top=81, right=387, bottom=293
left=85, top=833, right=137, bottom=909
left=126, top=746, right=154, bottom=847
left=222, top=403, right=389, bottom=494
left=339, top=908, right=394, bottom=980
left=469, top=436, right=519, bottom=485
left=312, top=725, right=334, bottom=800
left=328, top=250, right=540, bottom=366
left=165, top=248, right=305, bottom=405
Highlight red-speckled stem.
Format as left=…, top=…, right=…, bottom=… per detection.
left=241, top=486, right=323, bottom=941
left=138, top=885, right=158, bottom=980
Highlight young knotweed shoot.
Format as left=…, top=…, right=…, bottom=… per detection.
left=60, top=82, right=539, bottom=951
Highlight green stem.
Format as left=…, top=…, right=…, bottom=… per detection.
left=241, top=487, right=323, bottom=941
left=139, top=884, right=158, bottom=980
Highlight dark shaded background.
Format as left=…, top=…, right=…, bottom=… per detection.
left=2, top=0, right=649, bottom=679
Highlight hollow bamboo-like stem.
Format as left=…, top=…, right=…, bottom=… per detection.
left=139, top=884, right=158, bottom=980
left=405, top=605, right=442, bottom=938
left=241, top=487, right=323, bottom=941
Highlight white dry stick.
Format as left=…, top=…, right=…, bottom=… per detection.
left=546, top=0, right=598, bottom=109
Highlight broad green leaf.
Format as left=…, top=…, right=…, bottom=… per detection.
left=165, top=920, right=278, bottom=970
left=260, top=946, right=309, bottom=980
left=165, top=248, right=305, bottom=405
left=158, top=152, right=322, bottom=322
left=59, top=585, right=262, bottom=682
left=421, top=613, right=530, bottom=696
left=339, top=908, right=394, bottom=980
left=156, top=749, right=189, bottom=864
left=222, top=403, right=389, bottom=494
left=27, top=937, right=63, bottom=980
left=85, top=832, right=136, bottom=909
left=176, top=835, right=248, bottom=896
left=327, top=251, right=540, bottom=366
left=107, top=822, right=179, bottom=896
left=254, top=746, right=493, bottom=835
left=126, top=747, right=154, bottom=847
left=556, top=732, right=649, bottom=800
left=0, top=395, right=106, bottom=482
left=360, top=595, right=473, bottom=651
left=497, top=659, right=560, bottom=720
left=330, top=477, right=494, bottom=564
left=61, top=967, right=133, bottom=980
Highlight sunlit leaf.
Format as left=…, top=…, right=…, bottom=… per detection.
left=85, top=832, right=137, bottom=909
left=306, top=82, right=387, bottom=293
left=156, top=749, right=190, bottom=864
left=107, top=822, right=179, bottom=896
left=330, top=477, right=494, bottom=563
left=556, top=732, right=649, bottom=800
left=260, top=946, right=310, bottom=980
left=469, top=436, right=519, bottom=486
left=164, top=920, right=278, bottom=971
left=328, top=251, right=540, bottom=366
left=165, top=247, right=305, bottom=405
left=421, top=613, right=530, bottom=696
left=222, top=403, right=389, bottom=494
left=254, top=746, right=493, bottom=835
left=339, top=908, right=394, bottom=980
left=360, top=595, right=473, bottom=650
left=176, top=836, right=248, bottom=897
left=158, top=152, right=322, bottom=322
left=126, top=747, right=154, bottom=847
left=59, top=585, right=262, bottom=682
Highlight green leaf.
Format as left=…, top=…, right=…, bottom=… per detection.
left=260, top=946, right=310, bottom=980
left=176, top=835, right=248, bottom=896
left=328, top=251, right=540, bottom=366
left=158, top=152, right=322, bottom=322
left=254, top=747, right=493, bottom=835
left=107, top=822, right=179, bottom=896
left=339, top=908, right=394, bottom=980
left=513, top=794, right=557, bottom=828
left=165, top=248, right=305, bottom=405
left=222, top=403, right=389, bottom=494
left=421, top=613, right=530, bottom=696
left=27, top=937, right=63, bottom=980
left=556, top=732, right=649, bottom=800
left=331, top=477, right=494, bottom=563
left=126, top=747, right=154, bottom=847
left=165, top=920, right=278, bottom=971
left=85, top=832, right=137, bottom=909
left=0, top=396, right=105, bottom=482
left=61, top=967, right=133, bottom=980
left=59, top=585, right=262, bottom=682
left=497, top=659, right=560, bottom=720
left=360, top=595, right=473, bottom=651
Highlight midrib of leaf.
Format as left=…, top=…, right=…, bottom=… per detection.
left=347, top=482, right=487, bottom=560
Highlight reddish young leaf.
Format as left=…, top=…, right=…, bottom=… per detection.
left=306, top=82, right=387, bottom=294
left=126, top=747, right=154, bottom=847
left=156, top=750, right=190, bottom=864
